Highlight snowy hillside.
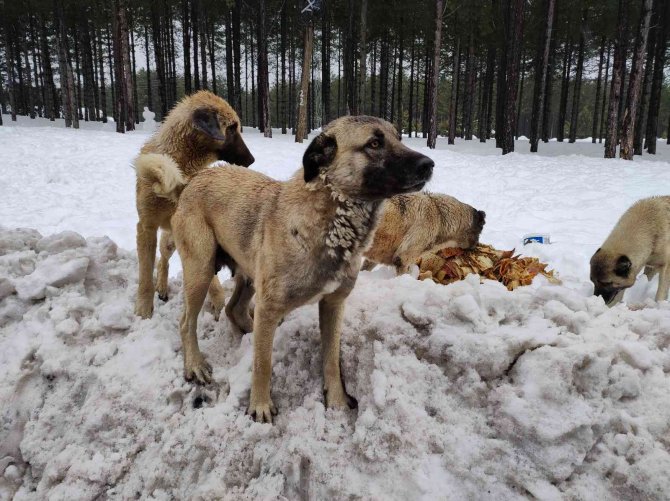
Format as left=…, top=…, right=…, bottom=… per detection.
left=1, top=119, right=670, bottom=499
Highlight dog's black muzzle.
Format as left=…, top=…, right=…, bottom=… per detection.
left=363, top=151, right=434, bottom=199
left=593, top=285, right=621, bottom=305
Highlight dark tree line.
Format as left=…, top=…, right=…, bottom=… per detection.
left=1, top=0, right=669, bottom=158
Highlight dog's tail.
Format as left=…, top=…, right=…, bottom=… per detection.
left=135, top=153, right=185, bottom=202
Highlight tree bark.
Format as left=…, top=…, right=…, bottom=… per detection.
left=634, top=12, right=656, bottom=155
left=321, top=4, right=331, bottom=124
left=233, top=0, right=242, bottom=115
left=645, top=0, right=669, bottom=154
left=447, top=37, right=461, bottom=144
left=358, top=0, right=368, bottom=116
left=530, top=0, right=556, bottom=152
left=427, top=0, right=444, bottom=149
left=192, top=0, right=199, bottom=90
left=182, top=0, right=191, bottom=94
left=620, top=0, right=653, bottom=160
left=495, top=0, right=509, bottom=149
left=295, top=19, right=314, bottom=143
left=54, top=0, right=78, bottom=128
left=464, top=36, right=475, bottom=140
left=120, top=1, right=135, bottom=130
left=257, top=0, right=271, bottom=137
left=396, top=20, right=404, bottom=134
left=604, top=0, right=629, bottom=158
left=568, top=9, right=587, bottom=143
left=592, top=37, right=606, bottom=143
left=556, top=40, right=573, bottom=142
left=408, top=35, right=415, bottom=138
left=151, top=3, right=167, bottom=119
left=541, top=31, right=557, bottom=142
left=599, top=42, right=611, bottom=143
left=501, top=0, right=524, bottom=154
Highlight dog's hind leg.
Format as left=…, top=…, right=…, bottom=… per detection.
left=156, top=231, right=175, bottom=302
left=135, top=221, right=158, bottom=318
left=319, top=293, right=358, bottom=410
left=225, top=274, right=255, bottom=333
left=177, top=230, right=217, bottom=384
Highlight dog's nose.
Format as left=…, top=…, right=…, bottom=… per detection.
left=473, top=209, right=486, bottom=230
left=416, top=156, right=434, bottom=179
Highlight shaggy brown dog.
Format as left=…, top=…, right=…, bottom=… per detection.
left=362, top=192, right=486, bottom=274
left=591, top=196, right=670, bottom=305
left=134, top=90, right=255, bottom=319
left=162, top=116, right=433, bottom=422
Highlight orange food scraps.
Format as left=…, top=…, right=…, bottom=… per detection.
left=417, top=244, right=561, bottom=291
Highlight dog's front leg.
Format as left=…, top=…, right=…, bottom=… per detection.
left=248, top=301, right=282, bottom=423
left=135, top=222, right=158, bottom=318
left=319, top=295, right=358, bottom=410
left=656, top=264, right=669, bottom=302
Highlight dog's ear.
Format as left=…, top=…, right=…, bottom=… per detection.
left=192, top=108, right=226, bottom=141
left=615, top=255, right=632, bottom=277
left=302, top=133, right=337, bottom=182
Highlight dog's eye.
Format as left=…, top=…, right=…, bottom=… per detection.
left=368, top=139, right=380, bottom=149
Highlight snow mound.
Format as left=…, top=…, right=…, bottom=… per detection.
left=1, top=228, right=669, bottom=499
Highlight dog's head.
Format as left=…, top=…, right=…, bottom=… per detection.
left=431, top=194, right=486, bottom=249
left=302, top=116, right=434, bottom=200
left=590, top=248, right=637, bottom=305
left=187, top=91, right=255, bottom=167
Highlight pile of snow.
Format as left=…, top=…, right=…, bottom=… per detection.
left=2, top=120, right=670, bottom=498
left=1, top=227, right=669, bottom=499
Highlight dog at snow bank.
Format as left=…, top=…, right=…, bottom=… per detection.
left=590, top=196, right=670, bottom=305
left=361, top=192, right=486, bottom=274
left=167, top=116, right=433, bottom=422
left=133, top=90, right=255, bottom=320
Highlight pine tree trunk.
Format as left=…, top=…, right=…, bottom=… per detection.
left=208, top=20, right=217, bottom=94
left=143, top=24, right=151, bottom=113
left=501, top=0, right=524, bottom=154
left=484, top=46, right=496, bottom=141
left=541, top=31, right=556, bottom=142
left=40, top=18, right=58, bottom=120
left=464, top=36, right=476, bottom=140
left=149, top=4, right=166, bottom=119
left=530, top=0, right=556, bottom=152
left=569, top=9, right=587, bottom=143
left=345, top=0, right=357, bottom=114
left=447, top=37, right=461, bottom=144
left=321, top=4, right=331, bottom=124
left=233, top=0, right=242, bottom=115
left=192, top=0, right=199, bottom=90
left=592, top=37, right=606, bottom=143
left=599, top=42, right=611, bottom=143
left=604, top=0, right=629, bottom=158
left=280, top=3, right=287, bottom=133
left=54, top=0, right=78, bottom=128
left=3, top=23, right=17, bottom=121
left=556, top=40, right=573, bottom=142
left=645, top=0, right=669, bottom=154
left=200, top=20, right=208, bottom=90
left=390, top=44, right=397, bottom=124
left=634, top=15, right=655, bottom=155
left=22, top=29, right=35, bottom=119
left=396, top=20, right=404, bottom=134
left=106, top=25, right=116, bottom=122
left=113, top=0, right=126, bottom=132
left=620, top=0, right=652, bottom=159
left=73, top=31, right=83, bottom=120
left=226, top=10, right=234, bottom=101
left=370, top=41, right=377, bottom=116
left=257, top=0, right=271, bottom=137
left=495, top=0, right=509, bottom=149
left=250, top=21, right=256, bottom=127
left=408, top=36, right=415, bottom=138
left=515, top=51, right=525, bottom=139
left=121, top=1, right=135, bottom=130
left=182, top=0, right=191, bottom=94
left=427, top=0, right=444, bottom=149
left=358, top=0, right=368, bottom=116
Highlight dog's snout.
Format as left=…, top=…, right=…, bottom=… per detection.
left=474, top=209, right=486, bottom=230
left=416, top=156, right=434, bottom=179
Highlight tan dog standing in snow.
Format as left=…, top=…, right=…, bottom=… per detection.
left=362, top=193, right=486, bottom=274
left=590, top=195, right=670, bottom=305
left=134, top=91, right=255, bottom=319
left=162, top=116, right=433, bottom=422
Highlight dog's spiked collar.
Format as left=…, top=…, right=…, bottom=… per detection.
left=317, top=173, right=380, bottom=260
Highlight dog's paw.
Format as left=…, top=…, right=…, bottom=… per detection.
left=184, top=354, right=213, bottom=385
left=225, top=306, right=254, bottom=334
left=324, top=386, right=358, bottom=410
left=134, top=298, right=154, bottom=319
left=247, top=399, right=277, bottom=423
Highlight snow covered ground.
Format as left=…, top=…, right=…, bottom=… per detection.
left=1, top=116, right=670, bottom=499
